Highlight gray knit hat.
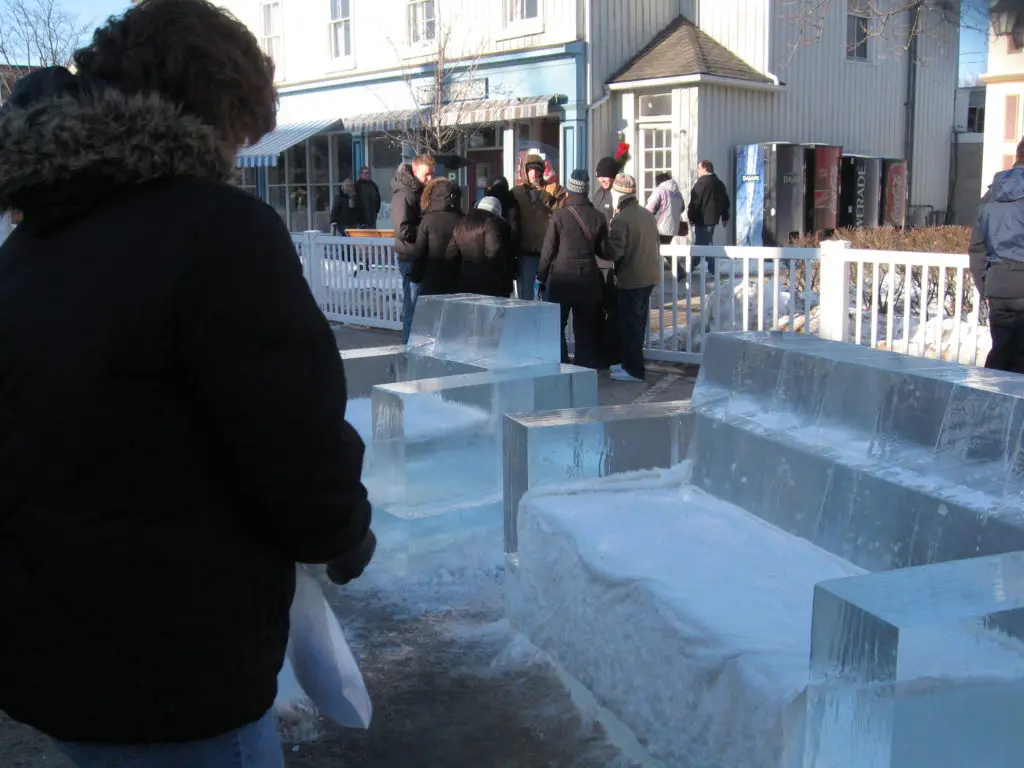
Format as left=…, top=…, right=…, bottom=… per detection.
left=477, top=196, right=502, bottom=217
left=613, top=173, right=637, bottom=195
left=567, top=169, right=589, bottom=195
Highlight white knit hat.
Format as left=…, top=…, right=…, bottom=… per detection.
left=477, top=196, right=502, bottom=217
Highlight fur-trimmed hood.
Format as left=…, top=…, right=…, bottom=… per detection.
left=420, top=177, right=461, bottom=213
left=0, top=73, right=235, bottom=225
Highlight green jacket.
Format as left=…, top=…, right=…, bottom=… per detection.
left=606, top=197, right=662, bottom=289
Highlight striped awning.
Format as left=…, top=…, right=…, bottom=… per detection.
left=435, top=95, right=559, bottom=127
left=340, top=109, right=424, bottom=134
left=235, top=118, right=340, bottom=168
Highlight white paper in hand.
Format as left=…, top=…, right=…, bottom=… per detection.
left=281, top=565, right=372, bottom=729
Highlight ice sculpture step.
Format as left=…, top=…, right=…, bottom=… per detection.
left=508, top=465, right=864, bottom=768
left=368, top=365, right=598, bottom=519
left=502, top=402, right=693, bottom=554
left=805, top=552, right=1024, bottom=766
left=340, top=345, right=484, bottom=398
left=407, top=294, right=561, bottom=369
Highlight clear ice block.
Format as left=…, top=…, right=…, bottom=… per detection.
left=502, top=402, right=693, bottom=554
left=340, top=345, right=485, bottom=398
left=368, top=365, right=598, bottom=518
left=407, top=294, right=561, bottom=369
left=804, top=552, right=1024, bottom=767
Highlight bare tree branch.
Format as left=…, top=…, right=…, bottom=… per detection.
left=0, top=0, right=89, bottom=100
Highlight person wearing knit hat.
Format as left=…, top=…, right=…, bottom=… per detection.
left=447, top=195, right=514, bottom=298
left=605, top=171, right=662, bottom=383
left=537, top=168, right=609, bottom=369
left=592, top=156, right=619, bottom=225
left=512, top=152, right=566, bottom=300
left=329, top=178, right=361, bottom=235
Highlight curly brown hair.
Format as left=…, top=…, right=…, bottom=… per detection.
left=73, top=0, right=277, bottom=150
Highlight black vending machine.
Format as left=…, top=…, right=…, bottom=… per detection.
left=838, top=155, right=883, bottom=229
left=735, top=142, right=806, bottom=246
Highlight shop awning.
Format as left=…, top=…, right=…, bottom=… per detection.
left=435, top=95, right=561, bottom=127
left=235, top=118, right=340, bottom=168
left=340, top=109, right=424, bottom=134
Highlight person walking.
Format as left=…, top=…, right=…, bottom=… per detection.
left=390, top=154, right=435, bottom=342
left=687, top=160, right=731, bottom=274
left=537, top=169, right=609, bottom=368
left=606, top=174, right=663, bottom=383
left=512, top=153, right=566, bottom=300
left=448, top=196, right=514, bottom=298
left=354, top=165, right=382, bottom=228
left=408, top=177, right=463, bottom=296
left=329, top=177, right=361, bottom=234
left=646, top=171, right=685, bottom=246
left=970, top=138, right=1024, bottom=373
left=0, top=2, right=375, bottom=767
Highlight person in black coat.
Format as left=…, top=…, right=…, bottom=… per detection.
left=538, top=169, right=609, bottom=368
left=408, top=177, right=463, bottom=295
left=485, top=175, right=520, bottom=254
left=329, top=177, right=361, bottom=234
left=448, top=195, right=513, bottom=297
left=0, top=1, right=374, bottom=761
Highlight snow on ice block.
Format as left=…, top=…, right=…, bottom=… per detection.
left=368, top=365, right=597, bottom=519
left=502, top=402, right=693, bottom=554
left=687, top=408, right=1024, bottom=572
left=340, top=345, right=484, bottom=398
left=805, top=553, right=1024, bottom=767
left=508, top=464, right=864, bottom=768
left=407, top=294, right=561, bottom=369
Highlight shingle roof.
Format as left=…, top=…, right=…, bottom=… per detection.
left=608, top=16, right=773, bottom=86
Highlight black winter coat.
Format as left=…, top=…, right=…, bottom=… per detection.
left=0, top=79, right=371, bottom=744
left=330, top=190, right=361, bottom=233
left=447, top=209, right=513, bottom=297
left=390, top=164, right=424, bottom=261
left=408, top=178, right=463, bottom=294
left=688, top=172, right=731, bottom=228
left=538, top=194, right=609, bottom=306
left=485, top=177, right=521, bottom=255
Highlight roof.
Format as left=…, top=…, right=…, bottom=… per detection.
left=608, top=16, right=773, bottom=86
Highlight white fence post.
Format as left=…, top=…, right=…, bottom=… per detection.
left=304, top=231, right=327, bottom=311
left=818, top=240, right=851, bottom=342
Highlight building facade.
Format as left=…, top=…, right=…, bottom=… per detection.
left=981, top=14, right=1024, bottom=202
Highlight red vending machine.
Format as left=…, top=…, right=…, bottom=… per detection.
left=881, top=159, right=907, bottom=228
left=803, top=144, right=842, bottom=235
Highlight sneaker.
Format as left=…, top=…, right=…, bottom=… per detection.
left=610, top=368, right=645, bottom=383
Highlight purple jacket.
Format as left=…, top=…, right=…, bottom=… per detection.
left=645, top=178, right=684, bottom=237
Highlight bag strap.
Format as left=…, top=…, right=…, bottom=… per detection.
left=565, top=205, right=594, bottom=248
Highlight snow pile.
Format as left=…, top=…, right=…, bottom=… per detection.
left=870, top=314, right=989, bottom=365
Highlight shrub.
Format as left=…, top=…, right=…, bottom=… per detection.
left=790, top=226, right=970, bottom=254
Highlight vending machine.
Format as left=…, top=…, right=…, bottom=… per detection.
left=734, top=142, right=806, bottom=246
left=804, top=144, right=842, bottom=234
left=838, top=155, right=883, bottom=229
left=881, top=159, right=908, bottom=228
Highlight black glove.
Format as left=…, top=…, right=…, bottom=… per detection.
left=325, top=530, right=376, bottom=585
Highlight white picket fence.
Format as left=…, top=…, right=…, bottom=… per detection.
left=291, top=232, right=987, bottom=365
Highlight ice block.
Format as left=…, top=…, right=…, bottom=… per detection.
left=340, top=345, right=485, bottom=398
left=406, top=294, right=561, bottom=369
left=805, top=552, right=1024, bottom=767
left=502, top=402, right=693, bottom=554
left=368, top=365, right=598, bottom=518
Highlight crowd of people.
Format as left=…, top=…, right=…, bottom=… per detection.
left=385, top=152, right=730, bottom=383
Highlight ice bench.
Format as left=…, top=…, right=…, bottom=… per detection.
left=508, top=332, right=1024, bottom=766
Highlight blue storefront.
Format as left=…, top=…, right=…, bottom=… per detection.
left=235, top=41, right=586, bottom=232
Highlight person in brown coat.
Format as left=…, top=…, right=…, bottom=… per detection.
left=408, top=177, right=463, bottom=296
left=512, top=153, right=565, bottom=300
left=605, top=173, right=663, bottom=383
left=538, top=169, right=608, bottom=368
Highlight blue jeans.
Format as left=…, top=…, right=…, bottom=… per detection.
left=517, top=253, right=540, bottom=300
left=398, top=260, right=420, bottom=343
left=56, top=709, right=284, bottom=768
left=693, top=225, right=716, bottom=274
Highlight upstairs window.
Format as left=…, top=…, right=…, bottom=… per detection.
left=967, top=89, right=985, bottom=134
left=501, top=0, right=542, bottom=38
left=507, top=0, right=538, bottom=23
left=846, top=2, right=870, bottom=62
left=261, top=1, right=282, bottom=63
left=407, top=0, right=436, bottom=46
left=330, top=0, right=353, bottom=61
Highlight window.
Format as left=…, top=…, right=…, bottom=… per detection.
left=1005, top=155, right=1017, bottom=171
left=260, top=2, right=282, bottom=63
left=506, top=0, right=538, bottom=23
left=846, top=2, right=869, bottom=62
left=500, top=0, right=542, bottom=38
left=638, top=93, right=672, bottom=119
left=330, top=0, right=352, bottom=61
left=407, top=0, right=436, bottom=45
left=235, top=168, right=258, bottom=196
left=1006, top=95, right=1019, bottom=142
left=967, top=89, right=985, bottom=134
left=638, top=127, right=673, bottom=205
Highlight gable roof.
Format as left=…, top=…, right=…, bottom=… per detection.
left=608, top=16, right=774, bottom=86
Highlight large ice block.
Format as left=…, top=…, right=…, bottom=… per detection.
left=502, top=402, right=693, bottom=554
left=407, top=294, right=561, bottom=369
left=368, top=365, right=597, bottom=518
left=340, top=345, right=485, bottom=398
left=805, top=552, right=1024, bottom=767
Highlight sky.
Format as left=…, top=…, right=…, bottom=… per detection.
left=74, top=0, right=131, bottom=27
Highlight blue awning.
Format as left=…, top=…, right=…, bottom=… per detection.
left=235, top=118, right=340, bottom=168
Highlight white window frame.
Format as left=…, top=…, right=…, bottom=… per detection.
left=328, top=0, right=355, bottom=70
left=405, top=0, right=437, bottom=50
left=498, top=0, right=543, bottom=40
left=260, top=1, right=284, bottom=80
left=845, top=2, right=872, bottom=63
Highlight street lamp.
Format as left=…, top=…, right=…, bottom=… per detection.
left=991, top=0, right=1019, bottom=37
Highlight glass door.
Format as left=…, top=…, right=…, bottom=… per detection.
left=638, top=126, right=673, bottom=206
